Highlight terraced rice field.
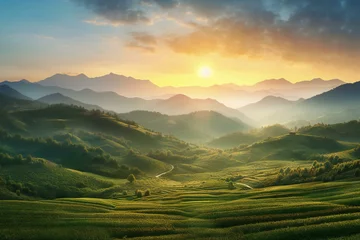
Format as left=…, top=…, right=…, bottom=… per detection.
left=1, top=181, right=360, bottom=240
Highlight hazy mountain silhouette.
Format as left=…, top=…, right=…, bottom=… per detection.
left=305, top=81, right=360, bottom=110
left=35, top=73, right=345, bottom=108
left=38, top=93, right=104, bottom=111
left=252, top=78, right=293, bottom=90
left=119, top=110, right=251, bottom=143
left=149, top=94, right=253, bottom=125
left=0, top=80, right=152, bottom=113
left=0, top=81, right=252, bottom=124
left=0, top=90, right=44, bottom=111
left=0, top=84, right=32, bottom=100
left=239, top=96, right=303, bottom=124
left=208, top=124, right=290, bottom=149
left=38, top=73, right=161, bottom=97
left=266, top=81, right=360, bottom=125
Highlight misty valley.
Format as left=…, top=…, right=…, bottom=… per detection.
left=1, top=76, right=360, bottom=240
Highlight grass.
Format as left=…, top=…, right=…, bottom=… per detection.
left=1, top=181, right=360, bottom=239
left=2, top=105, right=360, bottom=239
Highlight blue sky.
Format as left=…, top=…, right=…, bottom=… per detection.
left=1, top=0, right=359, bottom=86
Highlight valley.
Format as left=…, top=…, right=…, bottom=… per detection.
left=1, top=79, right=360, bottom=239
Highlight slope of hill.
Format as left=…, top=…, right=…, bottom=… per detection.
left=0, top=153, right=113, bottom=199
left=0, top=84, right=32, bottom=100
left=11, top=105, right=188, bottom=152
left=304, top=81, right=360, bottom=110
left=38, top=93, right=104, bottom=111
left=244, top=134, right=352, bottom=160
left=239, top=96, right=302, bottom=123
left=0, top=93, right=45, bottom=112
left=266, top=81, right=360, bottom=125
left=299, top=121, right=360, bottom=142
left=120, top=110, right=251, bottom=143
left=208, top=124, right=290, bottom=149
left=150, top=94, right=253, bottom=125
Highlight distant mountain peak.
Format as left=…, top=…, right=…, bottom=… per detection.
left=261, top=95, right=290, bottom=102
left=19, top=79, right=30, bottom=83
left=255, top=78, right=292, bottom=88
left=168, top=94, right=192, bottom=101
left=310, top=78, right=324, bottom=82
left=47, top=92, right=65, bottom=97
left=262, top=95, right=286, bottom=100
left=76, top=73, right=88, bottom=78
left=79, top=88, right=95, bottom=93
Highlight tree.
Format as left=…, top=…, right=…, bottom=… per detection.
left=136, top=190, right=143, bottom=198
left=144, top=189, right=151, bottom=196
left=324, top=161, right=333, bottom=171
left=127, top=174, right=136, bottom=183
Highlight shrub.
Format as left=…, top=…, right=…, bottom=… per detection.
left=127, top=174, right=136, bottom=183
left=0, top=176, right=5, bottom=186
left=144, top=189, right=151, bottom=196
left=355, top=169, right=360, bottom=177
left=122, top=190, right=128, bottom=196
left=16, top=189, right=20, bottom=196
left=228, top=181, right=236, bottom=190
left=136, top=190, right=143, bottom=198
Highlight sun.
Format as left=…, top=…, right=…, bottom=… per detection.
left=197, top=66, right=213, bottom=78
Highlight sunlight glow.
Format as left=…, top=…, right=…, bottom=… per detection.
left=198, top=66, right=213, bottom=78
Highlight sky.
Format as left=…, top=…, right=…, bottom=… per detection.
left=1, top=0, right=360, bottom=87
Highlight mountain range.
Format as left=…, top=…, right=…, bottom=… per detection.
left=35, top=73, right=345, bottom=108
left=1, top=74, right=359, bottom=128
left=238, top=96, right=304, bottom=123
left=0, top=81, right=252, bottom=125
left=239, top=81, right=360, bottom=126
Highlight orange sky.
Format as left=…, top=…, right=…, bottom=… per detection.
left=1, top=0, right=360, bottom=86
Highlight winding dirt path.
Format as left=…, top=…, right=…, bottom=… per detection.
left=156, top=165, right=174, bottom=178
left=236, top=183, right=253, bottom=190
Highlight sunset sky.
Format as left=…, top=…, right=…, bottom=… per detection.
left=1, top=0, right=360, bottom=86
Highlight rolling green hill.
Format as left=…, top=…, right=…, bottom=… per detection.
left=10, top=105, right=188, bottom=152
left=243, top=134, right=353, bottom=161
left=208, top=124, right=290, bottom=149
left=120, top=110, right=251, bottom=143
left=0, top=153, right=113, bottom=199
left=0, top=93, right=45, bottom=111
left=38, top=93, right=104, bottom=111
left=1, top=91, right=360, bottom=240
left=298, top=121, right=360, bottom=142
left=0, top=84, right=32, bottom=100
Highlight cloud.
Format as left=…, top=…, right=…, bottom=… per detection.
left=73, top=0, right=180, bottom=25
left=166, top=0, right=360, bottom=66
left=126, top=42, right=156, bottom=52
left=73, top=0, right=150, bottom=24
left=130, top=31, right=157, bottom=45
left=126, top=32, right=157, bottom=53
left=74, top=0, right=360, bottom=66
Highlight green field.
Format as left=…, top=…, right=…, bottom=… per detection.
left=1, top=181, right=360, bottom=240
left=1, top=104, right=360, bottom=239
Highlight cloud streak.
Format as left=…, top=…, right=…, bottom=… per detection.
left=74, top=0, right=360, bottom=66
left=126, top=32, right=157, bottom=53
